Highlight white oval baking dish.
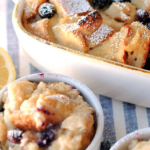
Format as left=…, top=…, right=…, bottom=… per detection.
left=111, top=128, right=150, bottom=150
left=0, top=72, right=104, bottom=150
left=12, top=0, right=150, bottom=107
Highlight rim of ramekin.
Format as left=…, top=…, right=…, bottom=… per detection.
left=0, top=73, right=104, bottom=150
left=111, top=128, right=150, bottom=150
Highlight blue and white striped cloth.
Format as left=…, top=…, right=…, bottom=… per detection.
left=1, top=0, right=150, bottom=147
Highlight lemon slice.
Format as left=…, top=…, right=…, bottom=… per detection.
left=0, top=47, right=16, bottom=90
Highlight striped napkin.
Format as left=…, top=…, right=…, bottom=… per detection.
left=0, top=0, right=150, bottom=148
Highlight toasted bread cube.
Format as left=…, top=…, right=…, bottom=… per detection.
left=23, top=0, right=47, bottom=22
left=52, top=11, right=104, bottom=52
left=105, top=2, right=137, bottom=24
left=86, top=24, right=115, bottom=48
left=99, top=11, right=124, bottom=31
left=24, top=18, right=56, bottom=43
left=53, top=23, right=88, bottom=52
left=120, top=22, right=150, bottom=68
left=131, top=0, right=150, bottom=13
left=77, top=11, right=103, bottom=35
left=88, top=22, right=150, bottom=68
left=88, top=31, right=126, bottom=63
left=50, top=0, right=93, bottom=17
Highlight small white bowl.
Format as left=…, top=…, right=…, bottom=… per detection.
left=0, top=73, right=104, bottom=150
left=111, top=128, right=150, bottom=150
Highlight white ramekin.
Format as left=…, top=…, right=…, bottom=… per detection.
left=0, top=73, right=104, bottom=150
left=111, top=128, right=150, bottom=150
left=12, top=0, right=150, bottom=107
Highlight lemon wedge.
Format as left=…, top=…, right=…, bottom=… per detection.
left=0, top=47, right=16, bottom=90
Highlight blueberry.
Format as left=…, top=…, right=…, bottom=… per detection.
left=0, top=107, right=4, bottom=112
left=101, top=141, right=111, bottom=150
left=146, top=22, right=150, bottom=30
left=137, top=9, right=150, bottom=23
left=143, top=54, right=150, bottom=70
left=7, top=129, right=23, bottom=144
left=37, top=129, right=55, bottom=147
left=92, top=0, right=108, bottom=9
left=38, top=3, right=56, bottom=19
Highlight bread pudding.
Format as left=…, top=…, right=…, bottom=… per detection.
left=127, top=139, right=150, bottom=150
left=22, top=0, right=150, bottom=69
left=0, top=80, right=95, bottom=150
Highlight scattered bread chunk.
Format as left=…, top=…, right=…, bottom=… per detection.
left=88, top=30, right=125, bottom=62
left=121, top=22, right=150, bottom=67
left=53, top=11, right=103, bottom=52
left=86, top=24, right=115, bottom=48
left=10, top=81, right=72, bottom=131
left=53, top=23, right=88, bottom=52
left=99, top=11, right=124, bottom=31
left=77, top=11, right=103, bottom=35
left=50, top=0, right=93, bottom=18
left=105, top=2, right=137, bottom=24
left=131, top=0, right=150, bottom=13
left=88, top=22, right=150, bottom=68
left=23, top=0, right=47, bottom=22
left=24, top=18, right=57, bottom=43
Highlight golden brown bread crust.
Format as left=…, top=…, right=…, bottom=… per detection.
left=119, top=23, right=150, bottom=68
left=53, top=11, right=114, bottom=52
left=23, top=0, right=47, bottom=23
left=88, top=22, right=150, bottom=68
left=10, top=93, right=72, bottom=131
left=77, top=11, right=103, bottom=35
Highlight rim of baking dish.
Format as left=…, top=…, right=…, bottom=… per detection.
left=12, top=0, right=150, bottom=78
left=0, top=73, right=104, bottom=150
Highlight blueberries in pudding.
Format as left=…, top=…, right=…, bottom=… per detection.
left=137, top=9, right=150, bottom=30
left=0, top=107, right=4, bottom=112
left=146, top=22, right=150, bottom=30
left=7, top=129, right=23, bottom=144
left=38, top=2, right=56, bottom=19
left=92, top=0, right=108, bottom=8
left=137, top=9, right=150, bottom=23
left=37, top=128, right=56, bottom=147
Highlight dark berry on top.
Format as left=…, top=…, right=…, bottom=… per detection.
left=146, top=22, right=150, bottom=30
left=101, top=141, right=111, bottom=150
left=0, top=107, right=4, bottom=112
left=7, top=129, right=23, bottom=144
left=137, top=9, right=150, bottom=23
left=143, top=54, right=150, bottom=70
left=92, top=0, right=108, bottom=9
left=37, top=129, right=55, bottom=148
left=38, top=3, right=56, bottom=19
